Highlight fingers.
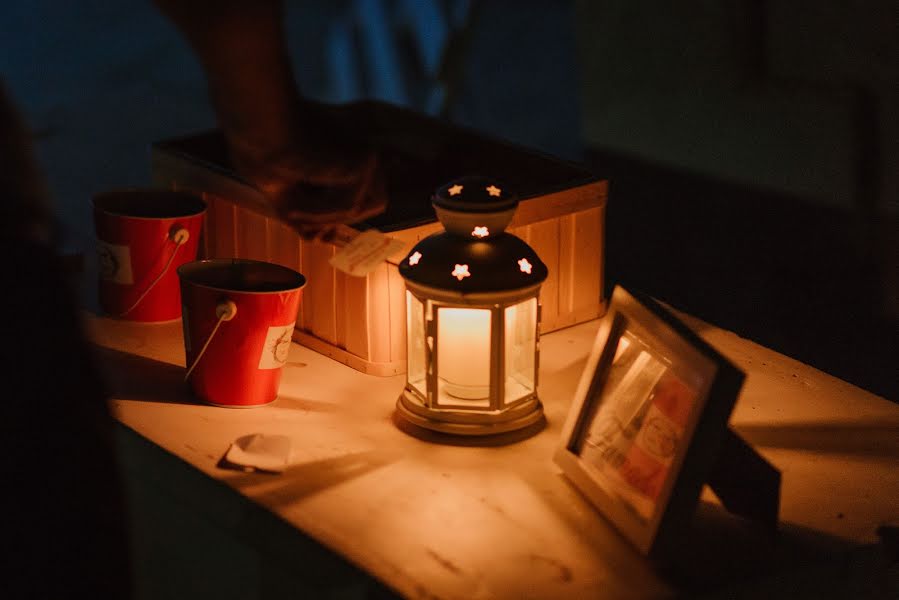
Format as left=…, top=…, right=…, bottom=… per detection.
left=273, top=150, right=387, bottom=240
left=315, top=227, right=338, bottom=243
left=292, top=223, right=337, bottom=242
left=225, top=99, right=388, bottom=240
left=282, top=190, right=380, bottom=242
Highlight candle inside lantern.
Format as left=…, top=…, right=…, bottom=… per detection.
left=437, top=307, right=492, bottom=404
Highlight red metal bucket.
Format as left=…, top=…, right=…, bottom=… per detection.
left=178, top=259, right=306, bottom=407
left=93, top=189, right=206, bottom=321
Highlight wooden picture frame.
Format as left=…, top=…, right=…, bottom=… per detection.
left=554, top=286, right=746, bottom=559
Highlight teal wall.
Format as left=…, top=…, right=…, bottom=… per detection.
left=575, top=0, right=897, bottom=214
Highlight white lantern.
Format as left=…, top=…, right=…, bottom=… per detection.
left=396, top=177, right=548, bottom=436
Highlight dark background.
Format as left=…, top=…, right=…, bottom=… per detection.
left=2, top=2, right=896, bottom=598
left=1, top=0, right=895, bottom=401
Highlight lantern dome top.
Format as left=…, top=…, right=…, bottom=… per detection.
left=433, top=176, right=518, bottom=215
left=400, top=178, right=547, bottom=294
left=430, top=176, right=519, bottom=238
left=399, top=233, right=547, bottom=294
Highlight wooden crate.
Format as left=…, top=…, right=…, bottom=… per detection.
left=152, top=101, right=607, bottom=376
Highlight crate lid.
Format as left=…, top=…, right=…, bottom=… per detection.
left=151, top=101, right=606, bottom=234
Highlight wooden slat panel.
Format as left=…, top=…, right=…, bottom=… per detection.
left=263, top=217, right=275, bottom=263
left=342, top=272, right=371, bottom=360
left=204, top=197, right=603, bottom=371
left=366, top=263, right=392, bottom=364
left=570, top=206, right=604, bottom=314
left=527, top=219, right=560, bottom=330
left=334, top=269, right=347, bottom=350
left=291, top=330, right=404, bottom=375
left=301, top=241, right=337, bottom=344
left=270, top=222, right=301, bottom=271
left=270, top=222, right=304, bottom=327
left=232, top=205, right=244, bottom=258
left=200, top=192, right=214, bottom=259
left=383, top=222, right=444, bottom=265
left=558, top=214, right=577, bottom=317
left=508, top=223, right=532, bottom=246
left=211, top=196, right=236, bottom=258
left=597, top=204, right=606, bottom=310
left=205, top=194, right=218, bottom=257
left=360, top=181, right=606, bottom=259
left=300, top=237, right=314, bottom=333
left=235, top=206, right=268, bottom=261
left=511, top=180, right=607, bottom=228
left=387, top=264, right=407, bottom=363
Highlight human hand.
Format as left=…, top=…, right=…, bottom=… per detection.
left=153, top=1, right=386, bottom=241
left=227, top=102, right=387, bottom=241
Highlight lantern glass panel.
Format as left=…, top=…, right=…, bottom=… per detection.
left=504, top=297, right=537, bottom=405
left=406, top=291, right=427, bottom=398
left=436, top=306, right=492, bottom=407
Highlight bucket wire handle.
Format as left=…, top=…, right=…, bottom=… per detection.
left=117, top=227, right=190, bottom=317
left=184, top=300, right=237, bottom=381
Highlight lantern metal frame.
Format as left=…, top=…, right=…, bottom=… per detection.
left=396, top=280, right=545, bottom=436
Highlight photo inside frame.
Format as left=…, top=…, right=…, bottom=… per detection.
left=571, top=321, right=705, bottom=523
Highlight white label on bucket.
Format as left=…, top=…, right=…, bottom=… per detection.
left=258, top=323, right=296, bottom=370
left=329, top=229, right=405, bottom=277
left=96, top=240, right=133, bottom=285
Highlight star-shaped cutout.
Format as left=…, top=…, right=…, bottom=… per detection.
left=471, top=226, right=489, bottom=238
left=486, top=185, right=502, bottom=197
left=408, top=251, right=422, bottom=266
left=518, top=258, right=532, bottom=274
left=448, top=184, right=464, bottom=196
left=451, top=264, right=471, bottom=281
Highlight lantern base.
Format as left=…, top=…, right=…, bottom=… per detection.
left=395, top=390, right=545, bottom=437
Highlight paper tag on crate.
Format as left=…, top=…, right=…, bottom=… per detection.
left=329, top=229, right=405, bottom=277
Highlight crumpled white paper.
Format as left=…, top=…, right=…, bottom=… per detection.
left=224, top=434, right=291, bottom=473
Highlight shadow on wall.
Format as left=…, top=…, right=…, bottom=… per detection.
left=593, top=147, right=898, bottom=402
left=575, top=1, right=897, bottom=400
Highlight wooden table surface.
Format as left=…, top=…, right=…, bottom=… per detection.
left=87, top=312, right=899, bottom=599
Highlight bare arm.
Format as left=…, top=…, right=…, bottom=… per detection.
left=154, top=0, right=385, bottom=239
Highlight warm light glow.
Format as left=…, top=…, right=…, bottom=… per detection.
left=408, top=251, right=422, bottom=266
left=438, top=307, right=491, bottom=402
left=448, top=184, right=464, bottom=196
left=613, top=336, right=631, bottom=363
left=518, top=258, right=532, bottom=274
left=406, top=291, right=427, bottom=397
left=451, top=264, right=471, bottom=281
left=486, top=185, right=502, bottom=197
left=504, top=298, right=537, bottom=403
left=472, top=226, right=489, bottom=238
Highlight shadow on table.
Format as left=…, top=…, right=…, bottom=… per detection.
left=664, top=500, right=896, bottom=598
left=391, top=412, right=547, bottom=448
left=528, top=466, right=894, bottom=598
left=735, top=421, right=899, bottom=459
left=91, top=344, right=198, bottom=406
left=219, top=449, right=399, bottom=507
left=271, top=394, right=348, bottom=414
